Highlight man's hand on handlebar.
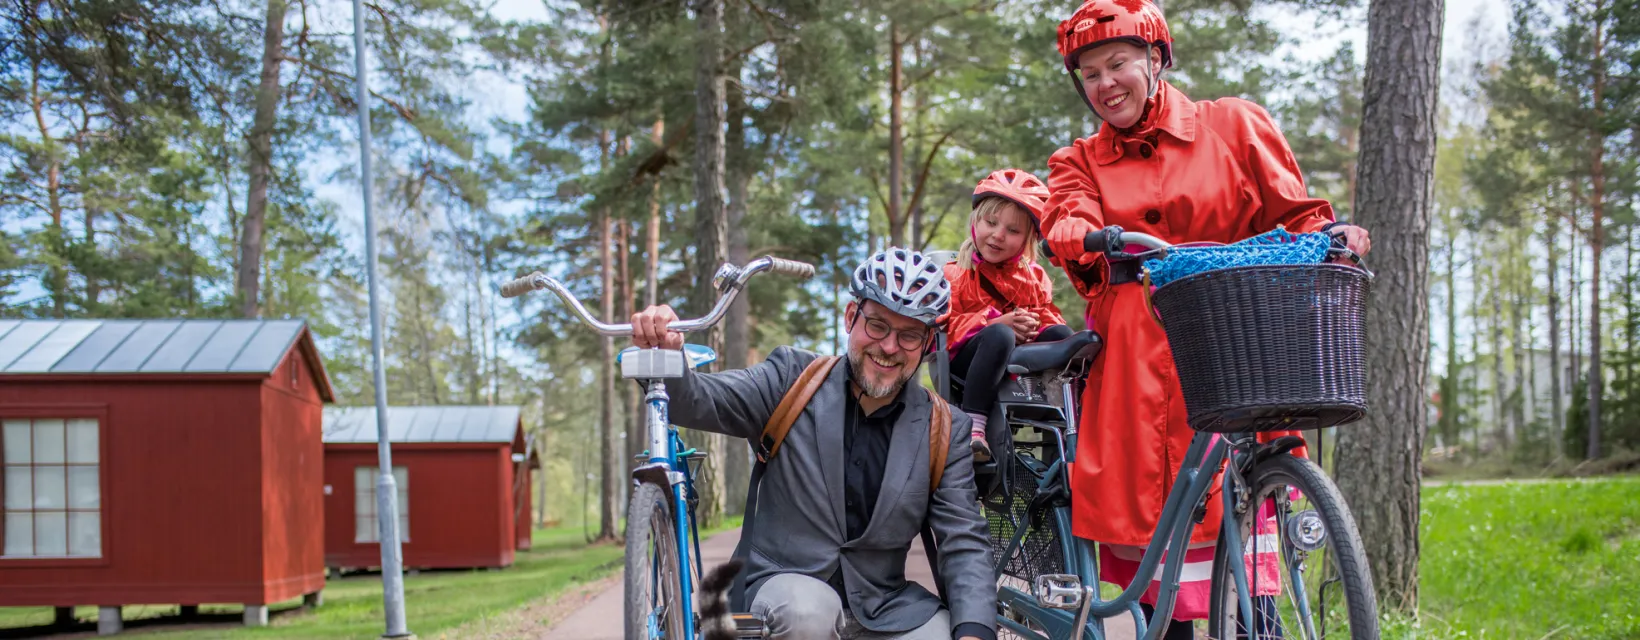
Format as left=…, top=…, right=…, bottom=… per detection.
left=631, top=305, right=686, bottom=350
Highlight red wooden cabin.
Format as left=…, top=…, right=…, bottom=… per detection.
left=322, top=406, right=537, bottom=571
left=0, top=319, right=331, bottom=633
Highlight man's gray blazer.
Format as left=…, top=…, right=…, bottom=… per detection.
left=667, top=345, right=996, bottom=636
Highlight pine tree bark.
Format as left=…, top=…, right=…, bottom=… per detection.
left=1547, top=206, right=1564, bottom=457
left=1584, top=13, right=1607, bottom=460
left=1510, top=236, right=1527, bottom=448
left=240, top=0, right=286, bottom=319
left=598, top=130, right=619, bottom=542
left=691, top=0, right=729, bottom=526
left=1333, top=0, right=1442, bottom=612
left=634, top=117, right=664, bottom=470
left=30, top=59, right=67, bottom=318
left=1442, top=211, right=1459, bottom=450
left=1491, top=260, right=1508, bottom=450
left=886, top=21, right=905, bottom=247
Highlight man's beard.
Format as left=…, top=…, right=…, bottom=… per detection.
left=848, top=342, right=921, bottom=398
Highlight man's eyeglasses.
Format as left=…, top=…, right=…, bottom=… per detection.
left=856, top=314, right=929, bottom=351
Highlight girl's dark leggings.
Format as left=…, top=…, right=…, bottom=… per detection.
left=950, top=322, right=1074, bottom=416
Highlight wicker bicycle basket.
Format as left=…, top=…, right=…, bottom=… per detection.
left=1149, top=263, right=1371, bottom=433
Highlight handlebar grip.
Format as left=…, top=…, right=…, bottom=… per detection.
left=500, top=272, right=545, bottom=298
left=1083, top=226, right=1124, bottom=255
left=765, top=257, right=816, bottom=279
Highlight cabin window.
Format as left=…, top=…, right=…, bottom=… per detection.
left=355, top=466, right=410, bottom=543
left=2, top=418, right=101, bottom=558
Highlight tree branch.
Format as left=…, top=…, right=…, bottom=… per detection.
left=281, top=56, right=418, bottom=122
left=904, top=128, right=958, bottom=217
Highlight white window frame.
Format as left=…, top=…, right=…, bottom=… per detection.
left=3, top=417, right=103, bottom=559
left=355, top=466, right=409, bottom=544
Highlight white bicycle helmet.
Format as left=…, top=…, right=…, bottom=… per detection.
left=850, top=247, right=951, bottom=324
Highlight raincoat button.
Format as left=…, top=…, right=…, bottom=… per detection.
left=1145, top=210, right=1161, bottom=224
left=1139, top=144, right=1153, bottom=159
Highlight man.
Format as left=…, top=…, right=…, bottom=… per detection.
left=630, top=248, right=996, bottom=640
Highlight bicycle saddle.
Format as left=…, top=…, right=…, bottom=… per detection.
left=1007, top=330, right=1102, bottom=374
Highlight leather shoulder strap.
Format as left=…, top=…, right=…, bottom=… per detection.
left=758, top=355, right=841, bottom=462
left=927, top=390, right=951, bottom=492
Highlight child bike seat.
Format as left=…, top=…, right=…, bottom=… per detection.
left=1006, top=331, right=1103, bottom=374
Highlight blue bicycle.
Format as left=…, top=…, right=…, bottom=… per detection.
left=935, top=228, right=1379, bottom=639
left=501, top=256, right=814, bottom=640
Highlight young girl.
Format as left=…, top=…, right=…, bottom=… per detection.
left=943, top=169, right=1071, bottom=462
left=1042, top=0, right=1371, bottom=636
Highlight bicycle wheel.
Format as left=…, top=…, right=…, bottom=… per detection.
left=625, top=481, right=687, bottom=640
left=1208, top=454, right=1378, bottom=639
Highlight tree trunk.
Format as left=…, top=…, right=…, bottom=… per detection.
left=634, top=117, right=664, bottom=470
left=1511, top=236, right=1526, bottom=450
left=1547, top=207, right=1564, bottom=457
left=1470, top=227, right=1486, bottom=453
left=1333, top=0, right=1442, bottom=612
left=239, top=0, right=286, bottom=319
left=722, top=57, right=752, bottom=516
left=537, top=428, right=550, bottom=527
left=647, top=118, right=664, bottom=310
left=1441, top=208, right=1459, bottom=450
left=909, top=38, right=925, bottom=248
left=691, top=0, right=729, bottom=526
left=1491, top=260, right=1507, bottom=451
left=30, top=59, right=67, bottom=318
left=887, top=21, right=905, bottom=247
left=617, top=217, right=637, bottom=510
left=84, top=207, right=99, bottom=310
left=598, top=128, right=619, bottom=542
left=1571, top=197, right=1582, bottom=387
left=1585, top=16, right=1606, bottom=460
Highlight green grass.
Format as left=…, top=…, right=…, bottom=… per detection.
left=0, top=515, right=743, bottom=638
left=1414, top=476, right=1640, bottom=639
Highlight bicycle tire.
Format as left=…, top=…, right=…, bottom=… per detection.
left=1207, top=454, right=1378, bottom=639
left=625, top=481, right=687, bottom=640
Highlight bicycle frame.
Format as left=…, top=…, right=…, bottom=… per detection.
left=997, top=425, right=1245, bottom=640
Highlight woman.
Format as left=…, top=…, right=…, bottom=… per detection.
left=1040, top=0, right=1372, bottom=635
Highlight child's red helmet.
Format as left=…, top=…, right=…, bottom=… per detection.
left=973, top=169, right=1050, bottom=224
left=1056, top=0, right=1174, bottom=71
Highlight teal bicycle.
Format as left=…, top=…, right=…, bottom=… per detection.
left=502, top=256, right=813, bottom=640
left=938, top=227, right=1380, bottom=639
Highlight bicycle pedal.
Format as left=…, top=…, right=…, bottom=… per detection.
left=1033, top=574, right=1085, bottom=610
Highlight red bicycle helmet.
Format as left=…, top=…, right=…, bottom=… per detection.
left=1056, top=0, right=1174, bottom=72
left=973, top=169, right=1050, bottom=224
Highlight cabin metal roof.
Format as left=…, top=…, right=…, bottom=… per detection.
left=322, top=405, right=524, bottom=444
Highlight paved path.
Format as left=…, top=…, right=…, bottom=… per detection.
left=541, top=528, right=1142, bottom=639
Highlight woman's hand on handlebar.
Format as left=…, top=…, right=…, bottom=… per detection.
left=631, top=305, right=685, bottom=350
left=1046, top=217, right=1098, bottom=265
left=1328, top=224, right=1372, bottom=263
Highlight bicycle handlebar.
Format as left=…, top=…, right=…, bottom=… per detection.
left=499, top=255, right=817, bottom=337
left=1046, top=225, right=1359, bottom=265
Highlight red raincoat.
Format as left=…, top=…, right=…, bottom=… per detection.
left=942, top=260, right=1066, bottom=351
left=1041, top=82, right=1329, bottom=549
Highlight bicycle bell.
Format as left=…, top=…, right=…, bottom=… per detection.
left=713, top=263, right=742, bottom=293
left=1286, top=509, right=1327, bottom=552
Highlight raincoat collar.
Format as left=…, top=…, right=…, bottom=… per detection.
left=1093, top=82, right=1196, bottom=166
